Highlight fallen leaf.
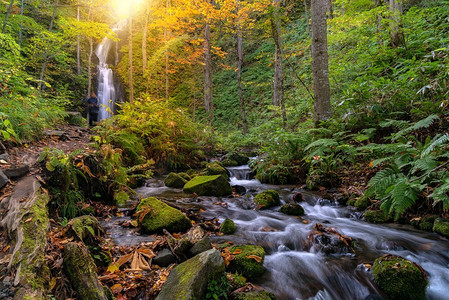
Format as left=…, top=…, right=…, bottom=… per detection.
left=111, top=283, right=123, bottom=294
left=246, top=255, right=263, bottom=263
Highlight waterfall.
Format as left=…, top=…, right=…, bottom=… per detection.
left=95, top=22, right=125, bottom=121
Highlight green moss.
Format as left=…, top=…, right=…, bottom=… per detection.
left=228, top=273, right=247, bottom=289
left=137, top=197, right=192, bottom=234
left=220, top=219, right=236, bottom=234
left=254, top=190, right=280, bottom=209
left=372, top=255, right=428, bottom=300
left=354, top=197, right=371, bottom=211
left=164, top=172, right=189, bottom=188
left=364, top=210, right=390, bottom=223
left=204, top=162, right=229, bottom=180
left=183, top=175, right=232, bottom=196
left=228, top=245, right=265, bottom=279
left=226, top=152, right=249, bottom=166
left=178, top=172, right=191, bottom=181
left=419, top=215, right=437, bottom=231
left=433, top=218, right=449, bottom=237
left=67, top=215, right=104, bottom=245
left=80, top=205, right=95, bottom=216
left=235, top=291, right=276, bottom=300
left=221, top=158, right=239, bottom=167
left=279, top=203, right=304, bottom=216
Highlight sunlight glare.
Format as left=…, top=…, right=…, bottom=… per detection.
left=112, top=0, right=144, bottom=18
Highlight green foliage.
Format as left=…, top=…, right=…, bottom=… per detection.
left=205, top=274, right=231, bottom=300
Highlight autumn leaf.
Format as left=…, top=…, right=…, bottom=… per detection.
left=246, top=255, right=263, bottom=263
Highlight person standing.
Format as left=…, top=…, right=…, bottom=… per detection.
left=87, top=92, right=99, bottom=127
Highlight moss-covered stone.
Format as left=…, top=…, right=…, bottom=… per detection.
left=63, top=242, right=108, bottom=300
left=204, top=161, right=229, bottom=180
left=220, top=219, right=236, bottom=234
left=433, top=218, right=449, bottom=237
left=221, top=159, right=239, bottom=167
left=279, top=203, right=304, bottom=216
left=226, top=152, right=250, bottom=166
left=419, top=215, right=437, bottom=231
left=354, top=197, right=371, bottom=211
left=186, top=169, right=198, bottom=176
left=234, top=291, right=276, bottom=300
left=364, top=210, right=390, bottom=223
left=228, top=245, right=265, bottom=279
left=228, top=273, right=247, bottom=289
left=156, top=249, right=225, bottom=300
left=137, top=197, right=192, bottom=234
left=372, top=255, right=428, bottom=300
left=164, top=172, right=189, bottom=188
left=67, top=215, right=104, bottom=245
left=183, top=175, right=232, bottom=197
left=178, top=172, right=191, bottom=181
left=254, top=190, right=280, bottom=209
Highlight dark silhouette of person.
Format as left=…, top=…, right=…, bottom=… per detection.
left=87, top=92, right=99, bottom=126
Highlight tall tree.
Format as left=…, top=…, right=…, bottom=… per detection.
left=204, top=22, right=213, bottom=125
left=129, top=5, right=134, bottom=103
left=311, top=0, right=331, bottom=123
left=2, top=0, right=14, bottom=34
left=389, top=0, right=404, bottom=47
left=236, top=0, right=248, bottom=134
left=142, top=0, right=149, bottom=73
left=76, top=1, right=81, bottom=75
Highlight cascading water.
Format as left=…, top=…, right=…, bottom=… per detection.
left=95, top=22, right=125, bottom=120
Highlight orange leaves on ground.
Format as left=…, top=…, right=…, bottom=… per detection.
left=107, top=248, right=156, bottom=273
left=246, top=255, right=263, bottom=263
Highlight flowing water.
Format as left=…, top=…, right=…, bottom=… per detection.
left=107, top=165, right=449, bottom=300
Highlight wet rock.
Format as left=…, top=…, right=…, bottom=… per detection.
left=221, top=158, right=239, bottom=167
left=372, top=254, right=428, bottom=300
left=153, top=248, right=176, bottom=267
left=225, top=152, right=250, bottom=166
left=137, top=197, right=191, bottom=234
left=166, top=226, right=208, bottom=261
left=0, top=152, right=9, bottom=162
left=233, top=185, right=246, bottom=195
left=354, top=197, right=371, bottom=211
left=292, top=192, right=304, bottom=202
left=189, top=236, right=212, bottom=257
left=363, top=210, right=390, bottom=224
left=254, top=190, right=280, bottom=209
left=63, top=242, right=108, bottom=300
left=433, top=218, right=449, bottom=237
left=309, top=223, right=354, bottom=255
left=164, top=172, right=189, bottom=188
left=220, top=218, right=236, bottom=234
left=364, top=295, right=385, bottom=300
left=67, top=215, right=104, bottom=245
left=183, top=175, right=232, bottom=197
left=279, top=203, right=304, bottom=216
left=155, top=249, right=225, bottom=300
left=234, top=290, right=276, bottom=300
left=204, top=161, right=229, bottom=180
left=418, top=215, right=437, bottom=231
left=228, top=245, right=265, bottom=279
left=3, top=165, right=30, bottom=179
left=0, top=170, right=8, bottom=189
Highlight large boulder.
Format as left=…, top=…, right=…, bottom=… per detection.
left=220, top=219, right=236, bottom=234
left=228, top=245, right=265, bottom=279
left=137, top=197, right=192, bottom=234
left=372, top=254, right=428, bottom=300
left=3, top=165, right=30, bottom=179
left=204, top=162, right=229, bottom=180
left=433, top=218, right=449, bottom=237
left=156, top=249, right=225, bottom=300
left=64, top=243, right=108, bottom=300
left=254, top=190, right=280, bottom=209
left=279, top=203, right=304, bottom=216
left=164, top=172, right=189, bottom=188
left=0, top=170, right=8, bottom=189
left=183, top=175, right=232, bottom=197
left=225, top=152, right=250, bottom=166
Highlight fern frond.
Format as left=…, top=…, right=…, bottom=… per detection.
left=367, top=168, right=399, bottom=197
left=411, top=156, right=439, bottom=175
left=304, top=138, right=339, bottom=156
left=379, top=119, right=409, bottom=129
left=388, top=178, right=419, bottom=219
left=421, top=134, right=449, bottom=157
left=393, top=114, right=439, bottom=141
left=430, top=178, right=449, bottom=210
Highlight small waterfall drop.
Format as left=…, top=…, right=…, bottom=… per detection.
left=95, top=22, right=125, bottom=120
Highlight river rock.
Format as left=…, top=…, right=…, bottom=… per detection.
left=188, top=236, right=212, bottom=257
left=153, top=248, right=177, bottom=267
left=164, top=172, right=189, bottom=188
left=279, top=203, right=304, bottom=216
left=0, top=170, right=8, bottom=189
left=372, top=254, right=428, bottom=300
left=0, top=153, right=9, bottom=162
left=254, top=190, right=280, bottom=209
left=234, top=290, right=276, bottom=300
left=363, top=210, right=390, bottom=224
left=233, top=185, right=246, bottom=195
left=418, top=215, right=437, bottom=231
left=309, top=223, right=354, bottom=254
left=433, top=218, right=449, bottom=237
left=63, top=242, right=108, bottom=300
left=155, top=249, right=225, bottom=300
left=204, top=161, right=229, bottom=180
left=292, top=192, right=304, bottom=202
left=3, top=165, right=30, bottom=179
left=226, top=152, right=250, bottom=166
left=183, top=175, right=232, bottom=197
left=221, top=158, right=239, bottom=167
left=228, top=245, right=265, bottom=279
left=219, top=218, right=236, bottom=234
left=137, top=197, right=192, bottom=234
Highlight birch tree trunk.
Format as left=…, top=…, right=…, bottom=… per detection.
left=236, top=1, right=248, bottom=134
left=311, top=0, right=331, bottom=123
left=389, top=0, right=404, bottom=48
left=129, top=10, right=134, bottom=103
left=18, top=0, right=25, bottom=46
left=204, top=23, right=213, bottom=126
left=38, top=0, right=58, bottom=91
left=2, top=0, right=14, bottom=34
left=76, top=3, right=81, bottom=75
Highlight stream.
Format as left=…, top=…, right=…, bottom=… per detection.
left=103, top=165, right=449, bottom=300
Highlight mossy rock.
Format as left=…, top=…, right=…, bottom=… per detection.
left=226, top=152, right=250, bottom=166
left=221, top=158, right=239, bottom=167
left=186, top=169, right=198, bottom=176
left=254, top=190, right=280, bottom=209
left=164, top=172, right=189, bottom=188
left=354, top=197, right=371, bottom=211
left=137, top=197, right=192, bottom=234
left=204, top=161, right=229, bottom=180
left=220, top=219, right=236, bottom=234
left=364, top=210, right=390, bottom=223
left=234, top=291, right=276, bottom=300
left=228, top=273, right=247, bottom=289
left=419, top=215, right=438, bottom=231
left=67, top=215, right=104, bottom=245
left=228, top=245, right=265, bottom=279
left=279, top=203, right=304, bottom=216
left=372, top=255, right=428, bottom=300
left=178, top=172, right=191, bottom=181
left=183, top=175, right=232, bottom=197
left=433, top=218, right=449, bottom=238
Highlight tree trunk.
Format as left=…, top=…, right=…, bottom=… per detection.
left=389, top=0, right=404, bottom=48
left=165, top=0, right=170, bottom=100
left=88, top=37, right=93, bottom=95
left=2, top=0, right=14, bottom=34
left=142, top=1, right=149, bottom=73
left=129, top=11, right=134, bottom=103
left=76, top=3, right=81, bottom=75
left=236, top=1, right=248, bottom=134
left=271, top=0, right=286, bottom=128
left=38, top=0, right=58, bottom=91
left=18, top=0, right=24, bottom=46
left=311, top=0, right=331, bottom=123
left=204, top=23, right=213, bottom=126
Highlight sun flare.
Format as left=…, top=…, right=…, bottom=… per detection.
left=111, top=0, right=144, bottom=18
